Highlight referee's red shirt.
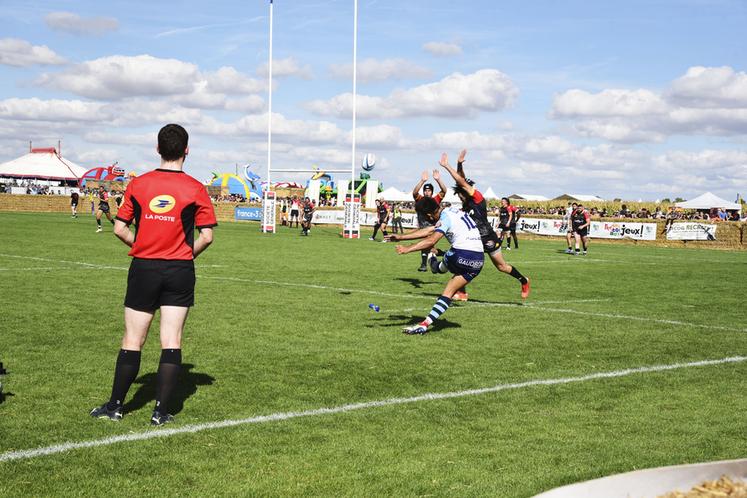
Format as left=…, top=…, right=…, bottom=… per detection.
left=115, top=169, right=217, bottom=260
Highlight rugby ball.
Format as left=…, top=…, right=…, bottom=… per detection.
left=361, top=153, right=376, bottom=171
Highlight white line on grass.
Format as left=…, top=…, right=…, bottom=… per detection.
left=0, top=254, right=739, bottom=332
left=1, top=356, right=744, bottom=463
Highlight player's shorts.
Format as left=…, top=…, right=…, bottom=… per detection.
left=498, top=222, right=510, bottom=232
left=377, top=216, right=387, bottom=225
left=124, top=258, right=195, bottom=311
left=290, top=209, right=299, bottom=218
left=481, top=230, right=502, bottom=254
left=573, top=226, right=588, bottom=237
left=443, top=248, right=484, bottom=282
left=509, top=223, right=517, bottom=232
left=98, top=202, right=110, bottom=213
left=71, top=201, right=78, bottom=207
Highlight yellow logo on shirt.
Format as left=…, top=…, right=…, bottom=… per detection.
left=149, top=195, right=176, bottom=214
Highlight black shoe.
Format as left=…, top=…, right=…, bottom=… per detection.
left=90, top=403, right=123, bottom=421
left=417, top=264, right=427, bottom=272
left=150, top=410, right=174, bottom=426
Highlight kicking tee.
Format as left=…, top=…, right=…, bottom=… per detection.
left=435, top=207, right=484, bottom=253
left=115, top=169, right=217, bottom=260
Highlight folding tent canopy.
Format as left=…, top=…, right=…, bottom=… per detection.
left=675, top=192, right=741, bottom=211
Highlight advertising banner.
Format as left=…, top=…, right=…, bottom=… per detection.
left=589, top=221, right=657, bottom=240
left=665, top=222, right=717, bottom=241
left=343, top=194, right=361, bottom=238
left=234, top=206, right=262, bottom=221
left=262, top=192, right=276, bottom=232
left=515, top=217, right=569, bottom=236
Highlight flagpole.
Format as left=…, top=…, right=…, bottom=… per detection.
left=263, top=0, right=274, bottom=233
left=351, top=0, right=358, bottom=192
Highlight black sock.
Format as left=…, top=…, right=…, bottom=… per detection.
left=372, top=224, right=380, bottom=238
left=107, top=349, right=141, bottom=410
left=509, top=266, right=528, bottom=285
left=109, top=219, right=114, bottom=225
left=154, top=349, right=182, bottom=415
left=382, top=230, right=388, bottom=237
left=97, top=219, right=101, bottom=227
left=421, top=252, right=428, bottom=266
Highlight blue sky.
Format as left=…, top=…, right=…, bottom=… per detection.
left=0, top=0, right=745, bottom=200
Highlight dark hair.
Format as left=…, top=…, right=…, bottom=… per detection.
left=501, top=197, right=510, bottom=205
left=423, top=183, right=434, bottom=191
left=415, top=196, right=439, bottom=216
left=158, top=124, right=189, bottom=161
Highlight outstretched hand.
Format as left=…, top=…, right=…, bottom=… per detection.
left=432, top=170, right=441, bottom=181
left=439, top=152, right=449, bottom=168
left=421, top=170, right=429, bottom=182
left=457, top=149, right=467, bottom=164
left=395, top=245, right=408, bottom=255
left=384, top=234, right=399, bottom=242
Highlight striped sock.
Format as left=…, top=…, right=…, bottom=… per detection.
left=426, top=295, right=452, bottom=325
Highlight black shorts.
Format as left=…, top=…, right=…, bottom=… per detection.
left=573, top=226, right=588, bottom=237
left=498, top=222, right=510, bottom=231
left=481, top=231, right=502, bottom=254
left=98, top=203, right=110, bottom=213
left=71, top=201, right=78, bottom=207
left=124, top=258, right=195, bottom=311
left=290, top=209, right=299, bottom=218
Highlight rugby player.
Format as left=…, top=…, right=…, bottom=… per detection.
left=564, top=202, right=577, bottom=254
left=95, top=186, right=114, bottom=232
left=412, top=170, right=448, bottom=271
left=394, top=196, right=484, bottom=335
left=497, top=197, right=513, bottom=249
left=300, top=197, right=315, bottom=236
left=369, top=198, right=390, bottom=241
left=90, top=124, right=217, bottom=426
left=289, top=196, right=300, bottom=228
left=70, top=190, right=79, bottom=218
left=440, top=151, right=529, bottom=300
left=571, top=203, right=591, bottom=255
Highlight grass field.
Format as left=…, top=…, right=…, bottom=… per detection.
left=0, top=211, right=745, bottom=497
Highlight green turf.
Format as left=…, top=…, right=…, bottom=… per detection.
left=0, top=212, right=745, bottom=497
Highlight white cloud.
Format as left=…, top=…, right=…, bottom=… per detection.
left=38, top=55, right=265, bottom=106
left=306, top=69, right=518, bottom=119
left=45, top=12, right=119, bottom=36
left=0, top=98, right=104, bottom=122
left=329, top=58, right=431, bottom=82
left=551, top=66, right=747, bottom=142
left=257, top=57, right=312, bottom=79
left=422, top=41, right=462, bottom=57
left=669, top=66, right=747, bottom=108
left=0, top=38, right=66, bottom=67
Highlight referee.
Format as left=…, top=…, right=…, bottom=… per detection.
left=90, top=124, right=217, bottom=426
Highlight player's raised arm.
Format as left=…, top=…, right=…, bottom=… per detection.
left=432, top=169, right=448, bottom=199
left=395, top=230, right=444, bottom=255
left=412, top=170, right=429, bottom=200
left=439, top=153, right=475, bottom=196
left=456, top=149, right=467, bottom=179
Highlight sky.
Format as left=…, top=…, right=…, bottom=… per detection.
left=0, top=0, right=745, bottom=201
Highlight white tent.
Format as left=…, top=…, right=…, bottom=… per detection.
left=379, top=186, right=411, bottom=202
left=552, top=193, right=605, bottom=202
left=0, top=148, right=86, bottom=181
left=675, top=192, right=741, bottom=211
left=483, top=187, right=499, bottom=200
left=509, top=193, right=550, bottom=201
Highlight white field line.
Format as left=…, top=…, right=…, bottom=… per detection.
left=0, top=254, right=740, bottom=332
left=0, top=355, right=744, bottom=464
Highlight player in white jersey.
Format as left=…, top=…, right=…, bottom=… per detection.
left=394, top=196, right=484, bottom=335
left=564, top=202, right=578, bottom=254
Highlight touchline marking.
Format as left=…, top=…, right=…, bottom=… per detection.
left=1, top=356, right=744, bottom=463
left=0, top=254, right=738, bottom=332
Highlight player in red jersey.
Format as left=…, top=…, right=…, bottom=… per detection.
left=412, top=170, right=448, bottom=270
left=95, top=186, right=114, bottom=232
left=90, top=124, right=217, bottom=426
left=370, top=198, right=390, bottom=241
left=571, top=203, right=591, bottom=255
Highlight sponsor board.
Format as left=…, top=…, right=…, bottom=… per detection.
left=235, top=206, right=262, bottom=221
left=666, top=222, right=717, bottom=241
left=590, top=221, right=657, bottom=240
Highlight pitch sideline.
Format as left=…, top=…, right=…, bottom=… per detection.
left=0, top=356, right=744, bottom=463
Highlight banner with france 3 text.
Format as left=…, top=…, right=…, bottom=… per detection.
left=665, top=222, right=717, bottom=241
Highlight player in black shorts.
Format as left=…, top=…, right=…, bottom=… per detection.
left=90, top=124, right=217, bottom=426
left=289, top=196, right=300, bottom=228
left=370, top=198, right=390, bottom=241
left=300, top=197, right=315, bottom=236
left=496, top=197, right=513, bottom=248
left=439, top=150, right=530, bottom=300
left=95, top=186, right=114, bottom=233
left=571, top=203, right=591, bottom=255
left=70, top=191, right=79, bottom=218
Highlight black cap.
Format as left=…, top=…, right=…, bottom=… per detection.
left=423, top=183, right=434, bottom=191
